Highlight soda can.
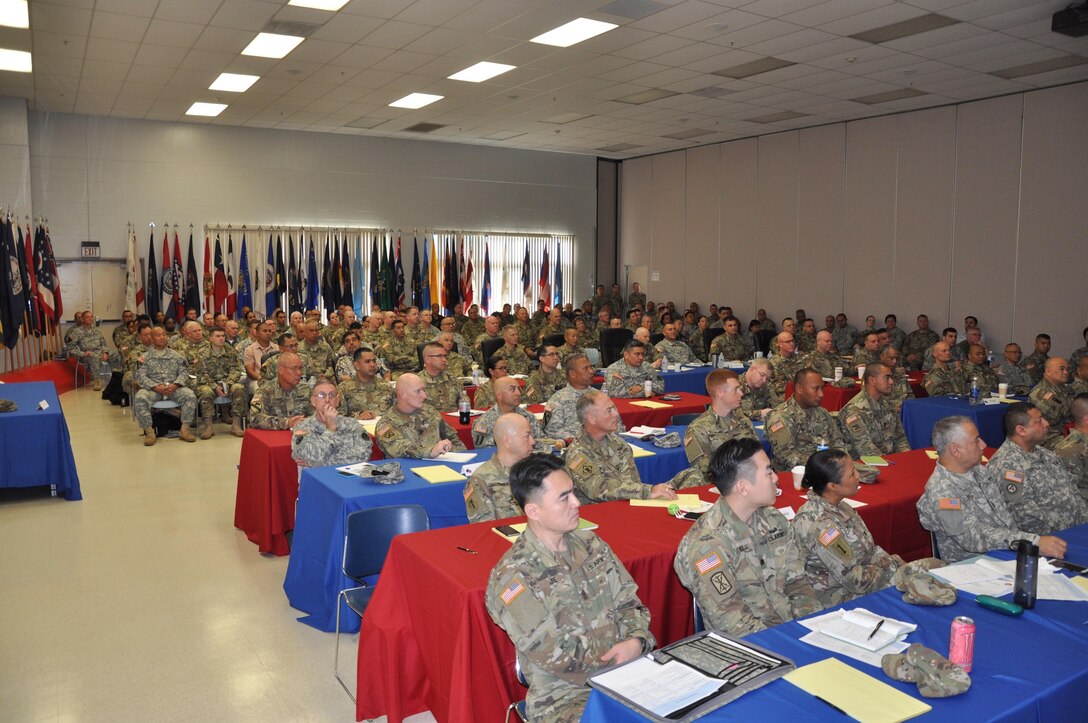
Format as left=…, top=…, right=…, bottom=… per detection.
left=949, top=616, right=975, bottom=672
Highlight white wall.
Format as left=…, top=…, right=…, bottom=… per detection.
left=26, top=111, right=598, bottom=304
left=0, top=97, right=31, bottom=214
left=618, top=82, right=1088, bottom=357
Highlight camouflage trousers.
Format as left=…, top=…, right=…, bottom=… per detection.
left=134, top=387, right=197, bottom=427
left=79, top=352, right=122, bottom=377
left=197, top=383, right=247, bottom=420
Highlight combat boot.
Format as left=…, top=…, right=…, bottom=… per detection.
left=200, top=419, right=214, bottom=440
left=179, top=424, right=197, bottom=443
left=143, top=427, right=157, bottom=446
left=231, top=418, right=245, bottom=437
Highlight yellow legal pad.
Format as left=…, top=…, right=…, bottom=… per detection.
left=628, top=443, right=656, bottom=458
left=925, top=449, right=939, bottom=459
left=783, top=658, right=931, bottom=723
left=630, top=494, right=702, bottom=508
left=412, top=465, right=466, bottom=484
left=629, top=400, right=673, bottom=409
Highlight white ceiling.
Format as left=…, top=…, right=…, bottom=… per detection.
left=4, top=0, right=1087, bottom=158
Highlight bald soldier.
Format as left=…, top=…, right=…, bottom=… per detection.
left=1029, top=357, right=1073, bottom=449
left=924, top=341, right=967, bottom=396
left=1053, top=394, right=1088, bottom=499
left=290, top=381, right=373, bottom=468
left=471, top=377, right=559, bottom=450
left=463, top=413, right=535, bottom=523
left=248, top=351, right=314, bottom=430
left=374, top=373, right=467, bottom=459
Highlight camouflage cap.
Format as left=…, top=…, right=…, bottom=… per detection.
left=881, top=652, right=919, bottom=683
left=0, top=398, right=16, bottom=412
left=667, top=467, right=707, bottom=490
left=359, top=462, right=405, bottom=485
left=907, top=643, right=971, bottom=698
left=651, top=431, right=682, bottom=448
left=896, top=560, right=957, bottom=606
left=830, top=377, right=856, bottom=388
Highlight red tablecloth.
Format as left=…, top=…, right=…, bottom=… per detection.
left=784, top=381, right=861, bottom=411
left=354, top=448, right=949, bottom=722
left=906, top=370, right=927, bottom=398
left=611, top=392, right=709, bottom=427
left=234, top=429, right=298, bottom=556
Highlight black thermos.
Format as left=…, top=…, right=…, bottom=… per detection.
left=1013, top=539, right=1039, bottom=609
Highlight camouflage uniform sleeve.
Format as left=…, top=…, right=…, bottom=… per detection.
left=249, top=389, right=287, bottom=430
left=463, top=473, right=494, bottom=523
left=839, top=407, right=882, bottom=458
left=650, top=369, right=665, bottom=395
left=674, top=540, right=764, bottom=635
left=917, top=483, right=1035, bottom=562
left=171, top=354, right=190, bottom=386
left=603, top=367, right=631, bottom=397
left=439, top=417, right=468, bottom=451
left=790, top=514, right=898, bottom=599
left=683, top=419, right=713, bottom=475
left=594, top=536, right=654, bottom=648
left=290, top=418, right=329, bottom=466
left=375, top=418, right=416, bottom=458
left=766, top=411, right=806, bottom=471
left=471, top=409, right=496, bottom=448
left=523, top=373, right=543, bottom=404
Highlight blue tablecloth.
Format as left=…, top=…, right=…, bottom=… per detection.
left=661, top=366, right=712, bottom=395
left=584, top=523, right=1088, bottom=722
left=901, top=396, right=1018, bottom=450
left=0, top=382, right=81, bottom=500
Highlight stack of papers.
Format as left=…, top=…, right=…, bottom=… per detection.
left=798, top=608, right=915, bottom=666
left=622, top=425, right=667, bottom=437
left=422, top=451, right=476, bottom=463
left=930, top=556, right=1088, bottom=601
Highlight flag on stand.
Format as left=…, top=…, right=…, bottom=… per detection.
left=226, top=234, right=237, bottom=318
left=352, top=236, right=363, bottom=317
left=463, top=245, right=474, bottom=308
left=125, top=227, right=143, bottom=314
left=202, top=234, right=212, bottom=314
left=481, top=242, right=491, bottom=314
left=305, top=233, right=320, bottom=311
left=160, top=231, right=172, bottom=320
left=393, top=236, right=405, bottom=308
left=428, top=238, right=440, bottom=309
left=0, top=219, right=25, bottom=348
left=21, top=226, right=41, bottom=336
left=553, top=245, right=562, bottom=309
left=321, top=234, right=334, bottom=312
left=184, top=233, right=200, bottom=317
left=213, top=235, right=227, bottom=314
left=445, top=239, right=460, bottom=313
left=237, top=234, right=252, bottom=314
left=369, top=239, right=379, bottom=308
left=410, top=237, right=421, bottom=308
left=457, top=240, right=467, bottom=304
left=171, top=231, right=184, bottom=320
left=341, top=234, right=353, bottom=311
left=275, top=234, right=287, bottom=310
left=419, top=237, right=429, bottom=309
left=146, top=231, right=160, bottom=319
left=287, top=235, right=300, bottom=313
left=264, top=234, right=276, bottom=317
left=377, top=236, right=389, bottom=309
left=539, top=247, right=550, bottom=310
left=439, top=240, right=448, bottom=311
left=521, top=245, right=530, bottom=304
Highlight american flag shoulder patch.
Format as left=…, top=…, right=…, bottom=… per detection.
left=818, top=527, right=841, bottom=546
left=938, top=498, right=961, bottom=510
left=696, top=553, right=722, bottom=575
left=1004, top=470, right=1024, bottom=484
left=769, top=421, right=785, bottom=434
left=500, top=579, right=526, bottom=606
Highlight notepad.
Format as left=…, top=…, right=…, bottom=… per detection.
left=630, top=494, right=703, bottom=508
left=357, top=417, right=379, bottom=436
left=412, top=465, right=466, bottom=483
left=784, top=658, right=931, bottom=723
left=629, top=400, right=673, bottom=409
left=422, top=451, right=477, bottom=463
left=493, top=518, right=597, bottom=542
left=628, top=443, right=656, bottom=458
left=860, top=456, right=889, bottom=466
left=925, top=449, right=939, bottom=459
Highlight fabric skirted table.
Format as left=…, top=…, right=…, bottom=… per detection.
left=901, top=396, right=1020, bottom=450
left=0, top=381, right=81, bottom=500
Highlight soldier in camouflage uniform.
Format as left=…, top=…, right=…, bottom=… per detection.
left=436, top=331, right=471, bottom=377
left=112, top=310, right=135, bottom=349
left=1053, top=394, right=1088, bottom=499
left=290, top=381, right=373, bottom=467
left=903, top=315, right=939, bottom=371
left=687, top=316, right=710, bottom=362
left=1069, top=327, right=1088, bottom=372
left=839, top=363, right=911, bottom=458
left=486, top=454, right=654, bottom=723
left=994, top=343, right=1033, bottom=395
left=322, top=311, right=344, bottom=349
left=337, top=348, right=394, bottom=419
left=299, top=321, right=335, bottom=380
left=884, top=314, right=907, bottom=351
left=608, top=284, right=625, bottom=319
left=194, top=328, right=246, bottom=438
left=555, top=327, right=584, bottom=362
left=766, top=369, right=851, bottom=472
left=544, top=354, right=610, bottom=439
left=248, top=352, right=314, bottom=430
left=379, top=320, right=419, bottom=378
left=627, top=283, right=646, bottom=314
left=739, top=360, right=781, bottom=421
left=785, top=450, right=908, bottom=610
left=852, top=332, right=882, bottom=375
left=769, top=333, right=806, bottom=397
left=66, top=311, right=118, bottom=390
left=795, top=319, right=817, bottom=354
left=472, top=315, right=502, bottom=365
left=524, top=345, right=566, bottom=404
left=134, top=326, right=198, bottom=445
left=590, top=285, right=610, bottom=314
left=122, top=324, right=153, bottom=397
left=655, top=322, right=696, bottom=365
left=1028, top=357, right=1073, bottom=449
left=492, top=325, right=532, bottom=376
left=464, top=414, right=535, bottom=522
left=259, top=333, right=299, bottom=383
left=879, top=346, right=915, bottom=412
left=804, top=330, right=847, bottom=379
left=512, top=307, right=538, bottom=350
left=988, top=402, right=1088, bottom=533
left=924, top=342, right=967, bottom=396
left=684, top=370, right=757, bottom=479
left=917, top=416, right=1068, bottom=563
left=602, top=340, right=663, bottom=397
left=675, top=438, right=817, bottom=635
left=472, top=379, right=559, bottom=449
left=962, top=343, right=999, bottom=394
left=831, top=314, right=858, bottom=355
left=1023, top=334, right=1051, bottom=384
left=401, top=307, right=426, bottom=347
left=709, top=318, right=750, bottom=362
left=419, top=341, right=469, bottom=414
left=1071, top=356, right=1088, bottom=396
left=459, top=306, right=486, bottom=349
left=374, top=374, right=466, bottom=458
left=536, top=308, right=567, bottom=345
left=565, top=391, right=676, bottom=503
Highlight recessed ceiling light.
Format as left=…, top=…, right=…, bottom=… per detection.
left=389, top=93, right=443, bottom=109
left=0, top=48, right=31, bottom=72
left=209, top=73, right=260, bottom=92
left=241, top=32, right=304, bottom=59
left=186, top=102, right=228, bottom=117
left=0, top=0, right=29, bottom=29
left=531, top=18, right=617, bottom=47
left=287, top=0, right=349, bottom=10
left=448, top=61, right=516, bottom=83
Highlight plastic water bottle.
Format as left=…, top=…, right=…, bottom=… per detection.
left=970, top=376, right=980, bottom=405
left=470, top=364, right=481, bottom=386
left=661, top=350, right=669, bottom=371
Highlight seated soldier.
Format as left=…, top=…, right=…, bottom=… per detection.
left=337, top=348, right=394, bottom=420
left=472, top=377, right=561, bottom=449
left=419, top=341, right=469, bottom=413
left=291, top=381, right=373, bottom=468
left=463, top=413, right=535, bottom=523
left=1029, top=357, right=1073, bottom=449
left=924, top=341, right=967, bottom=396
left=492, top=324, right=532, bottom=376
left=766, top=368, right=851, bottom=472
left=134, top=326, right=198, bottom=445
left=839, top=363, right=911, bottom=458
left=565, top=391, right=676, bottom=504
left=603, top=340, right=663, bottom=398
left=248, top=352, right=313, bottom=430
left=739, top=359, right=780, bottom=421
left=962, top=343, right=999, bottom=394
left=683, top=369, right=758, bottom=479
left=655, top=321, right=696, bottom=366
left=194, top=326, right=246, bottom=438
left=374, top=373, right=467, bottom=458
left=523, top=344, right=565, bottom=404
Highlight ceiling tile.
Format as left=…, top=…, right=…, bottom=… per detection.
left=142, top=19, right=206, bottom=49
left=154, top=0, right=224, bottom=25
left=89, top=11, right=151, bottom=42
left=30, top=3, right=92, bottom=35
left=84, top=37, right=140, bottom=64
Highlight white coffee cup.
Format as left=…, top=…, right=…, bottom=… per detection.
left=834, top=367, right=843, bottom=381
left=755, top=351, right=764, bottom=359
left=791, top=465, right=805, bottom=491
left=856, top=365, right=866, bottom=380
left=998, top=382, right=1008, bottom=399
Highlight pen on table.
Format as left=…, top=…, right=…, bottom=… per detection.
left=456, top=546, right=477, bottom=555
left=867, top=618, right=885, bottom=640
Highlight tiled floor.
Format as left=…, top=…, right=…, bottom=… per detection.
left=0, top=385, right=436, bottom=723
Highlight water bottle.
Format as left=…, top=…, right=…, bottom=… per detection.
left=644, top=379, right=652, bottom=398
left=470, top=363, right=480, bottom=386
left=458, top=399, right=470, bottom=425
left=970, top=376, right=980, bottom=405
left=661, top=351, right=669, bottom=371
left=1013, top=539, right=1039, bottom=609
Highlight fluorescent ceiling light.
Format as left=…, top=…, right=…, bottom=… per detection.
left=0, top=48, right=31, bottom=72
left=241, top=33, right=304, bottom=59
left=209, top=73, right=260, bottom=92
left=186, top=102, right=228, bottom=117
left=0, top=0, right=29, bottom=29
left=388, top=93, right=443, bottom=109
left=448, top=61, right=515, bottom=83
left=288, top=0, right=349, bottom=9
left=531, top=18, right=617, bottom=47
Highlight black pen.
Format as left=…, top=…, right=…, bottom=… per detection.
left=867, top=618, right=885, bottom=640
left=456, top=546, right=477, bottom=555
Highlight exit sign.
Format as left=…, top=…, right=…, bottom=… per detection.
left=80, top=242, right=100, bottom=258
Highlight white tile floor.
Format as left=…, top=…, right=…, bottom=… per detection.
left=0, top=386, right=436, bottom=723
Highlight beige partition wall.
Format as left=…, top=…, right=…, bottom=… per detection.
left=617, top=81, right=1088, bottom=354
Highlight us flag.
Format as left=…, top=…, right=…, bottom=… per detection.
left=696, top=553, right=721, bottom=575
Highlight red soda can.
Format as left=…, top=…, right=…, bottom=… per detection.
left=949, top=616, right=975, bottom=672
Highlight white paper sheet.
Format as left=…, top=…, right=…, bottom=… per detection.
left=590, top=657, right=724, bottom=717
left=799, top=631, right=909, bottom=667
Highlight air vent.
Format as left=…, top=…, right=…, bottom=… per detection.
left=403, top=122, right=445, bottom=133
left=714, top=57, right=795, bottom=79
left=262, top=20, right=324, bottom=38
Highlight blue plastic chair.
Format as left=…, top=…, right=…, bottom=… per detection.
left=693, top=598, right=706, bottom=634
left=334, top=504, right=430, bottom=701
left=505, top=657, right=529, bottom=723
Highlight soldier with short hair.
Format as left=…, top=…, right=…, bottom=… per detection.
left=248, top=352, right=313, bottom=430
left=337, top=348, right=393, bottom=420
left=804, top=330, right=847, bottom=379
left=839, top=363, right=911, bottom=458
left=924, top=341, right=967, bottom=396
left=492, top=325, right=532, bottom=376
left=683, top=370, right=757, bottom=479
left=879, top=345, right=914, bottom=412
left=738, top=359, right=780, bottom=421
left=709, top=317, right=750, bottom=362
left=769, top=332, right=805, bottom=397
left=464, top=414, right=535, bottom=522
left=602, top=340, right=663, bottom=398
left=379, top=319, right=418, bottom=378
left=419, top=341, right=469, bottom=414
left=1029, top=357, right=1073, bottom=449
left=374, top=373, right=466, bottom=458
left=904, top=314, right=939, bottom=371
left=1023, top=334, right=1051, bottom=384
left=766, top=369, right=851, bottom=472
left=995, top=342, right=1033, bottom=395
left=291, top=381, right=373, bottom=468
left=524, top=344, right=565, bottom=404
left=194, top=327, right=246, bottom=438
left=655, top=321, right=696, bottom=365
left=962, top=343, right=999, bottom=394
left=1053, top=393, right=1088, bottom=499
left=134, top=326, right=198, bottom=445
